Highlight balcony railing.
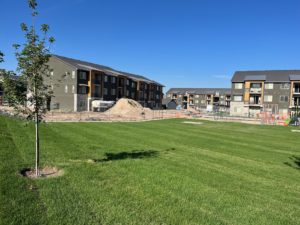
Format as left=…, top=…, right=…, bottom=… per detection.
left=250, top=88, right=262, bottom=94
left=293, top=88, right=300, bottom=94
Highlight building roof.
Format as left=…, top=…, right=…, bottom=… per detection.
left=166, top=88, right=231, bottom=95
left=52, top=55, right=164, bottom=86
left=232, top=70, right=300, bottom=82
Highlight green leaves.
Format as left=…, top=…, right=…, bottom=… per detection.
left=0, top=51, right=4, bottom=63
left=21, top=23, right=28, bottom=31
left=28, top=0, right=37, bottom=10
left=41, top=24, right=49, bottom=33
left=8, top=0, right=55, bottom=121
left=49, top=37, right=55, bottom=43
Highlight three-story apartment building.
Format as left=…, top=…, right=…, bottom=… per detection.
left=47, top=55, right=164, bottom=111
left=230, top=70, right=300, bottom=117
left=164, top=88, right=231, bottom=111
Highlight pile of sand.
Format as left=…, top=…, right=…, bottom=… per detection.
left=104, top=98, right=152, bottom=118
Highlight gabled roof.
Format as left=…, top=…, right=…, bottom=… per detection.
left=52, top=55, right=164, bottom=86
left=232, top=70, right=300, bottom=82
left=166, top=88, right=231, bottom=95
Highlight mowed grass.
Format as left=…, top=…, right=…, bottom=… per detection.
left=0, top=116, right=300, bottom=225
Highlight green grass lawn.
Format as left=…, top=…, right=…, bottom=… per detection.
left=0, top=116, right=300, bottom=225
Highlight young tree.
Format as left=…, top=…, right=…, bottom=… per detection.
left=0, top=51, right=4, bottom=63
left=4, top=0, right=55, bottom=176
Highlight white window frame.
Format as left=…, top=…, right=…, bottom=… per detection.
left=264, top=95, right=273, bottom=102
left=233, top=95, right=243, bottom=102
left=279, top=95, right=288, bottom=102
left=234, top=83, right=243, bottom=89
left=280, top=83, right=290, bottom=89
left=264, top=83, right=273, bottom=89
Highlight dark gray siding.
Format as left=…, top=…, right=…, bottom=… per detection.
left=47, top=57, right=77, bottom=111
left=264, top=83, right=290, bottom=109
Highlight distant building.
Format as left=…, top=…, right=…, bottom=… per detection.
left=230, top=70, right=300, bottom=117
left=47, top=55, right=164, bottom=111
left=164, top=88, right=231, bottom=111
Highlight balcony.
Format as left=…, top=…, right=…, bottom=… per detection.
left=293, top=88, right=300, bottom=94
left=93, top=79, right=101, bottom=85
left=249, top=88, right=262, bottom=94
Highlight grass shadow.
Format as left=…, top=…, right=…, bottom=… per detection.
left=93, top=150, right=159, bottom=162
left=284, top=155, right=300, bottom=170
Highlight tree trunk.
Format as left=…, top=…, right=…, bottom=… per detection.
left=35, top=112, right=40, bottom=176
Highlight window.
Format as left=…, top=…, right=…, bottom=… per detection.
left=104, top=76, right=108, bottom=82
left=79, top=71, right=87, bottom=80
left=251, top=83, right=261, bottom=88
left=94, top=86, right=101, bottom=97
left=195, top=95, right=199, bottom=98
left=145, top=85, right=148, bottom=90
left=156, top=94, right=160, bottom=99
left=78, top=86, right=87, bottom=94
left=264, top=95, right=273, bottom=102
left=131, top=92, right=135, bottom=99
left=167, top=94, right=171, bottom=98
left=233, top=95, right=243, bottom=101
left=72, top=85, right=75, bottom=94
left=144, top=93, right=147, bottom=99
left=104, top=88, right=108, bottom=95
left=126, top=79, right=130, bottom=85
left=280, top=83, right=290, bottom=89
left=50, top=71, right=54, bottom=76
left=132, top=82, right=136, bottom=88
left=72, top=71, right=76, bottom=79
left=95, top=74, right=101, bottom=83
left=126, top=90, right=129, bottom=96
left=280, top=95, right=288, bottom=102
left=178, top=95, right=182, bottom=98
left=201, top=100, right=205, bottom=104
left=265, top=83, right=273, bottom=89
left=157, top=86, right=159, bottom=91
left=234, top=83, right=243, bottom=89
left=294, top=83, right=300, bottom=93
left=64, top=85, right=68, bottom=93
left=195, top=100, right=199, bottom=104
left=111, top=77, right=116, bottom=83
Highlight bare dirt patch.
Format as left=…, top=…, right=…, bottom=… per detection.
left=20, top=166, right=64, bottom=179
left=182, top=121, right=204, bottom=125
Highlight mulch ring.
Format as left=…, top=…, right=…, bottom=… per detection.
left=20, top=166, right=64, bottom=179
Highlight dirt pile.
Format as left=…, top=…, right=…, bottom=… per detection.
left=104, top=98, right=152, bottom=118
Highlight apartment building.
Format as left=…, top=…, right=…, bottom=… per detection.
left=164, top=88, right=231, bottom=111
left=47, top=55, right=164, bottom=111
left=230, top=70, right=300, bottom=117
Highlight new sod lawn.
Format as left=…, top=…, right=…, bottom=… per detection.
left=0, top=116, right=300, bottom=225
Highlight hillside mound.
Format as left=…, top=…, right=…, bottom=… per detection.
left=104, top=98, right=152, bottom=118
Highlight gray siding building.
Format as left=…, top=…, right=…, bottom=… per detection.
left=47, top=55, right=164, bottom=111
left=164, top=88, right=231, bottom=111
left=230, top=70, right=300, bottom=117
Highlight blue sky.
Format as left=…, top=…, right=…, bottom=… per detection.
left=1, top=0, right=300, bottom=91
